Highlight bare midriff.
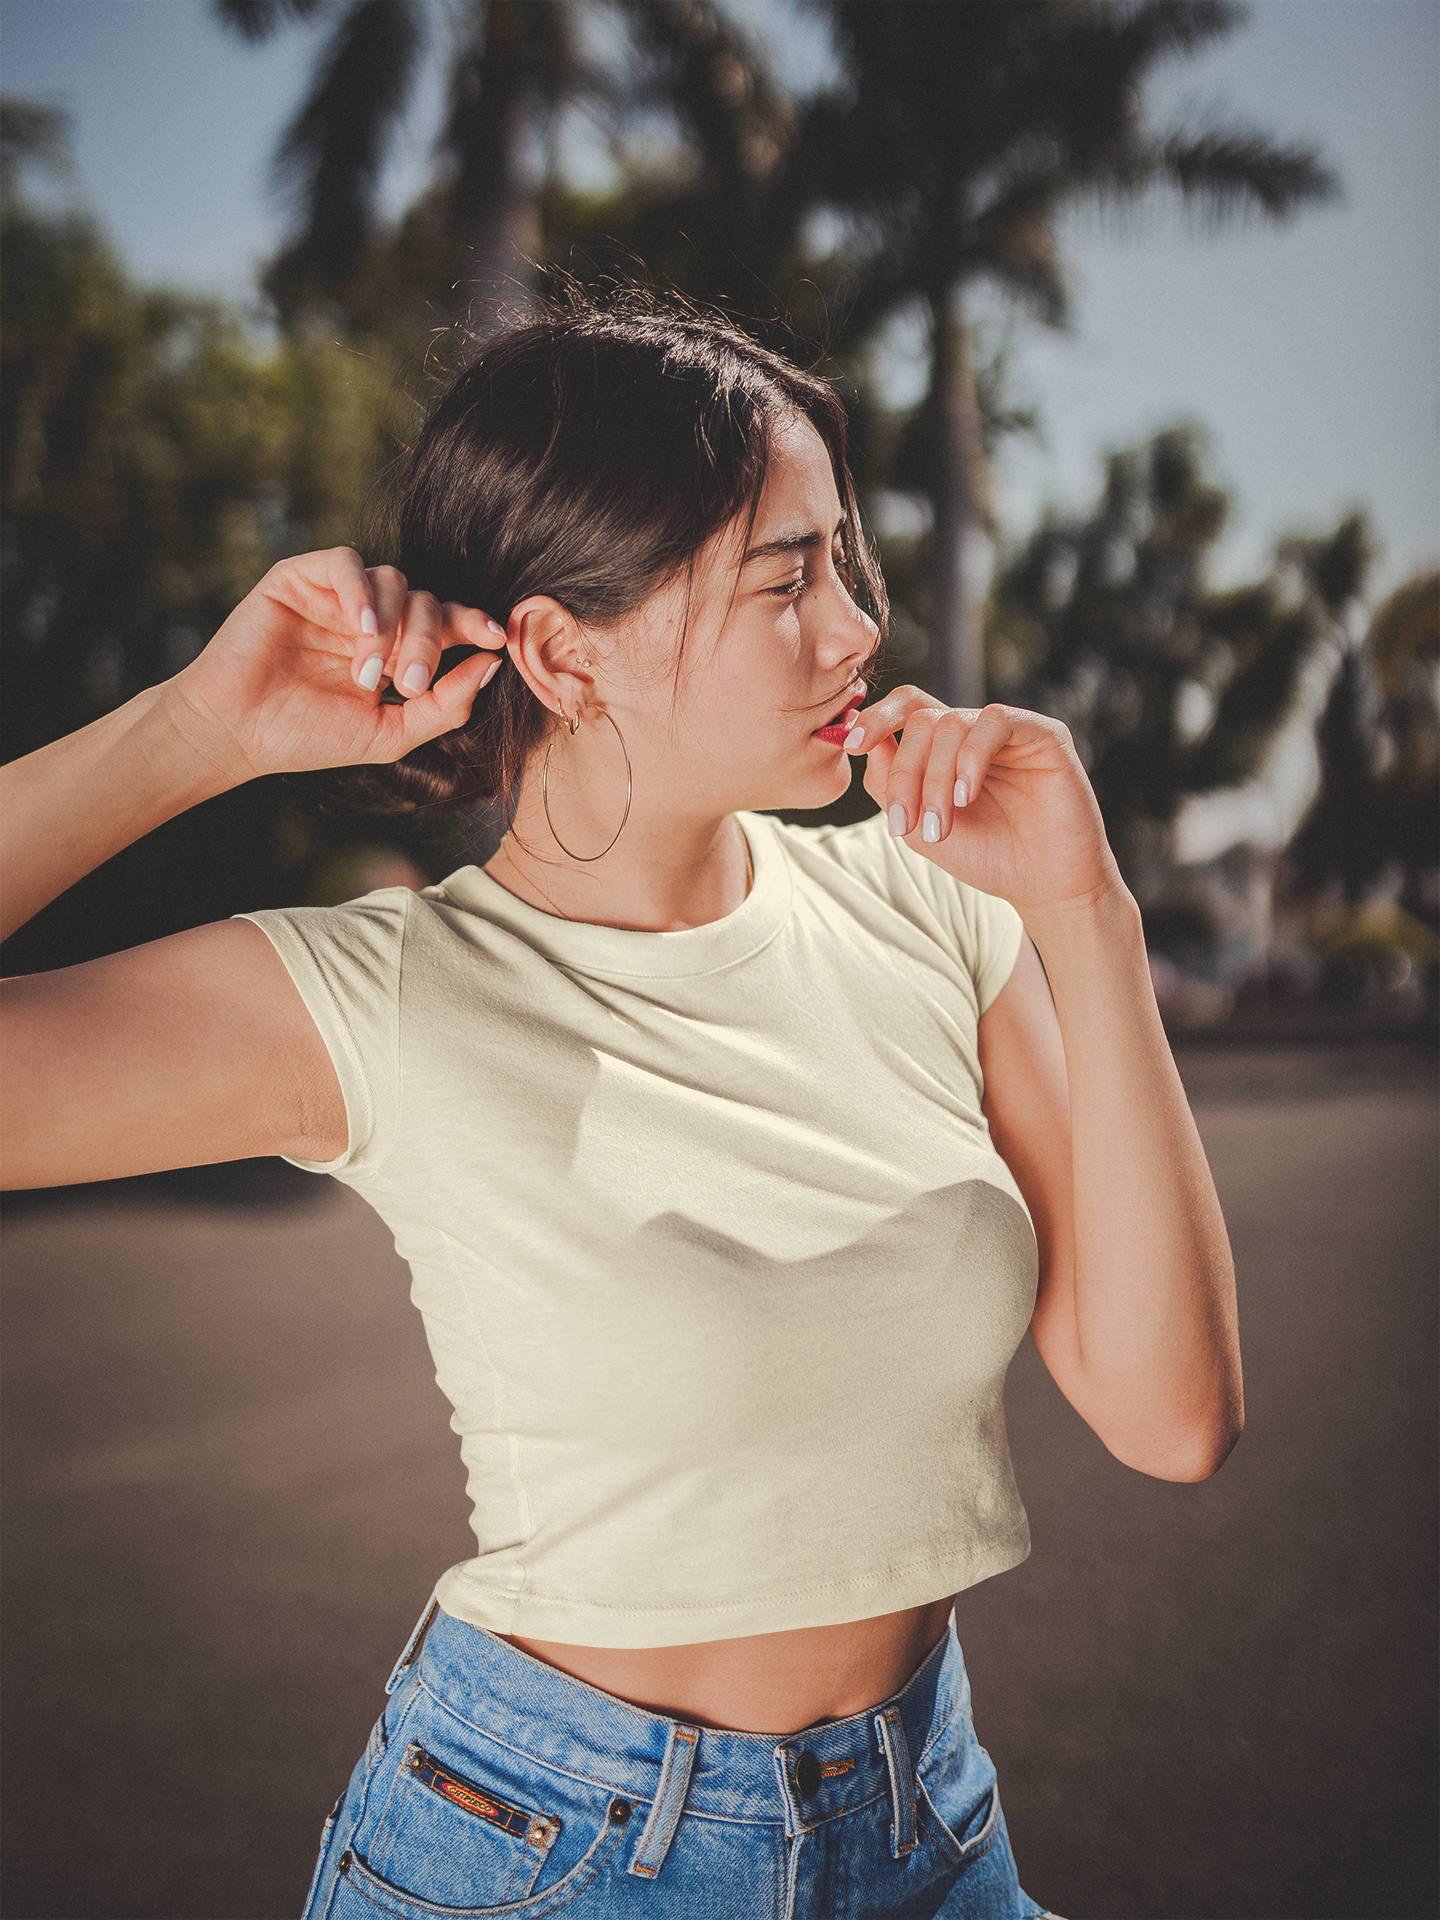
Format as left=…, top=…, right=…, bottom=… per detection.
left=501, top=1595, right=958, bottom=1737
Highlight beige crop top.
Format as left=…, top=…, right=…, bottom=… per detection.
left=239, top=809, right=1036, bottom=1648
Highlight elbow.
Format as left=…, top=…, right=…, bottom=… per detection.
left=1106, top=1400, right=1245, bottom=1484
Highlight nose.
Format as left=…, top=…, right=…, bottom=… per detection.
left=815, top=576, right=878, bottom=670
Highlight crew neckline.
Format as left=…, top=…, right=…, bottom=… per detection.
left=429, top=812, right=793, bottom=979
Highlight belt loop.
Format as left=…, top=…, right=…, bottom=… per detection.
left=874, top=1705, right=917, bottom=1857
left=626, top=1721, right=700, bottom=1879
left=385, top=1596, right=439, bottom=1695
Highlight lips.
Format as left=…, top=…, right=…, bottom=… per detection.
left=812, top=689, right=866, bottom=745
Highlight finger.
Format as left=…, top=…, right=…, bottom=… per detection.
left=390, top=590, right=447, bottom=700
left=881, top=706, right=947, bottom=839
left=441, top=601, right=509, bottom=655
left=313, top=546, right=380, bottom=647
left=951, top=703, right=1017, bottom=810
left=843, top=685, right=976, bottom=756
left=917, top=709, right=975, bottom=842
left=354, top=566, right=409, bottom=691
left=860, top=729, right=897, bottom=811
left=371, top=647, right=501, bottom=758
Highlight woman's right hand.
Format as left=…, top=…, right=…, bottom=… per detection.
left=166, top=546, right=506, bottom=783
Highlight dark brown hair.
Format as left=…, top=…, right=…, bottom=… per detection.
left=380, top=292, right=886, bottom=810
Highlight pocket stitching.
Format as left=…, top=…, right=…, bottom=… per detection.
left=337, top=1805, right=627, bottom=1919
left=914, top=1772, right=1001, bottom=1869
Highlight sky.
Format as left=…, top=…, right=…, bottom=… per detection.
left=2, top=0, right=1437, bottom=603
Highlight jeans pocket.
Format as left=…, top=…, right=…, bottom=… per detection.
left=334, top=1731, right=628, bottom=1919
left=915, top=1744, right=1002, bottom=1870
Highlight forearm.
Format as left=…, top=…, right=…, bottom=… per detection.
left=1025, top=883, right=1242, bottom=1479
left=0, top=683, right=237, bottom=944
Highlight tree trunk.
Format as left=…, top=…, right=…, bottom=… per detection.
left=926, top=286, right=990, bottom=710
left=445, top=0, right=542, bottom=333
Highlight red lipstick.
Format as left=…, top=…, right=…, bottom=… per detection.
left=812, top=692, right=866, bottom=747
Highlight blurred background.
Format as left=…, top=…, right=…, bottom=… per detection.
left=1, top=3, right=1436, bottom=1917
left=2, top=0, right=1436, bottom=1020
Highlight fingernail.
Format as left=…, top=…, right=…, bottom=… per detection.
left=480, top=657, right=502, bottom=688
left=486, top=618, right=506, bottom=638
left=922, top=809, right=941, bottom=843
left=402, top=661, right=429, bottom=694
left=843, top=724, right=865, bottom=752
left=888, top=803, right=908, bottom=838
left=358, top=654, right=384, bottom=691
left=953, top=777, right=970, bottom=807
left=360, top=608, right=378, bottom=637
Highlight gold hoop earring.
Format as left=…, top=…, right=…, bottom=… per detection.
left=542, top=709, right=632, bottom=862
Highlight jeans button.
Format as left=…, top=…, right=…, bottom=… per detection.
left=794, top=1751, right=821, bottom=1798
left=609, top=1796, right=632, bottom=1824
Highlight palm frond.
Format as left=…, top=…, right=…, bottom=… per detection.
left=270, top=0, right=425, bottom=289
left=0, top=97, right=73, bottom=199
left=616, top=0, right=797, bottom=193
left=970, top=211, right=1068, bottom=326
left=212, top=0, right=332, bottom=43
left=1109, top=0, right=1244, bottom=65
left=1152, top=127, right=1340, bottom=220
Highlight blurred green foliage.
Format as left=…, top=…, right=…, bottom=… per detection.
left=0, top=105, right=469, bottom=974
left=987, top=429, right=1369, bottom=874
left=1, top=13, right=1432, bottom=1016
left=1291, top=570, right=1440, bottom=928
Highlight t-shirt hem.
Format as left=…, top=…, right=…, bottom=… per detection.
left=433, top=1528, right=1031, bottom=1649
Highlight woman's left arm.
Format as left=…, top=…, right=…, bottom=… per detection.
left=980, top=910, right=1241, bottom=1481
left=853, top=692, right=1243, bottom=1482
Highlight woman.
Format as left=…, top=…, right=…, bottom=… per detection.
left=2, top=302, right=1241, bottom=1920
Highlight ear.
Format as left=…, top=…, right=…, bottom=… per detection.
left=506, top=596, right=596, bottom=724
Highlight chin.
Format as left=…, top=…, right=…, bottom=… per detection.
left=750, top=752, right=854, bottom=814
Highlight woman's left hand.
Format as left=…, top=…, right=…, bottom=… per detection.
left=848, top=690, right=1123, bottom=919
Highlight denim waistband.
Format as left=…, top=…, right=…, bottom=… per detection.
left=406, top=1601, right=970, bottom=1833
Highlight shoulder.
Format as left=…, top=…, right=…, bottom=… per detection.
left=755, top=811, right=1024, bottom=1010
left=757, top=808, right=987, bottom=920
left=239, top=884, right=416, bottom=990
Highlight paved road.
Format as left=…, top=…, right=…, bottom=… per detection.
left=2, top=1042, right=1435, bottom=1920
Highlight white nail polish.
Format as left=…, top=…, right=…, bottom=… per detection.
left=843, top=725, right=865, bottom=752
left=360, top=608, right=378, bottom=637
left=401, top=662, right=429, bottom=694
left=486, top=619, right=506, bottom=638
left=887, top=804, right=907, bottom=838
left=358, top=654, right=384, bottom=691
left=480, top=657, right=502, bottom=688
left=953, top=777, right=970, bottom=807
left=922, top=809, right=941, bottom=843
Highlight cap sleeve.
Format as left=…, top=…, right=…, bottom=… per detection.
left=234, top=889, right=411, bottom=1179
left=937, top=870, right=1025, bottom=1015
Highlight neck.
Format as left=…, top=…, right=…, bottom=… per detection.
left=489, top=766, right=753, bottom=933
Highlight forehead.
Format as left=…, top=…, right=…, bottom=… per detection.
left=750, top=415, right=840, bottom=537
left=683, top=414, right=840, bottom=600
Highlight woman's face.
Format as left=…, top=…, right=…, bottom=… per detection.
left=596, top=413, right=878, bottom=819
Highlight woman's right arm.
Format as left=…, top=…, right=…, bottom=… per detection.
left=1, top=547, right=504, bottom=1188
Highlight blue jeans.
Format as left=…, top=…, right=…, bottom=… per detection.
left=304, top=1598, right=1049, bottom=1919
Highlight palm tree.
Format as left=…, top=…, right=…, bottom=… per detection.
left=214, top=0, right=793, bottom=340
left=217, top=0, right=585, bottom=330
left=803, top=0, right=1338, bottom=707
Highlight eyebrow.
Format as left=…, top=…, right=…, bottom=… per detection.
left=742, top=513, right=846, bottom=566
